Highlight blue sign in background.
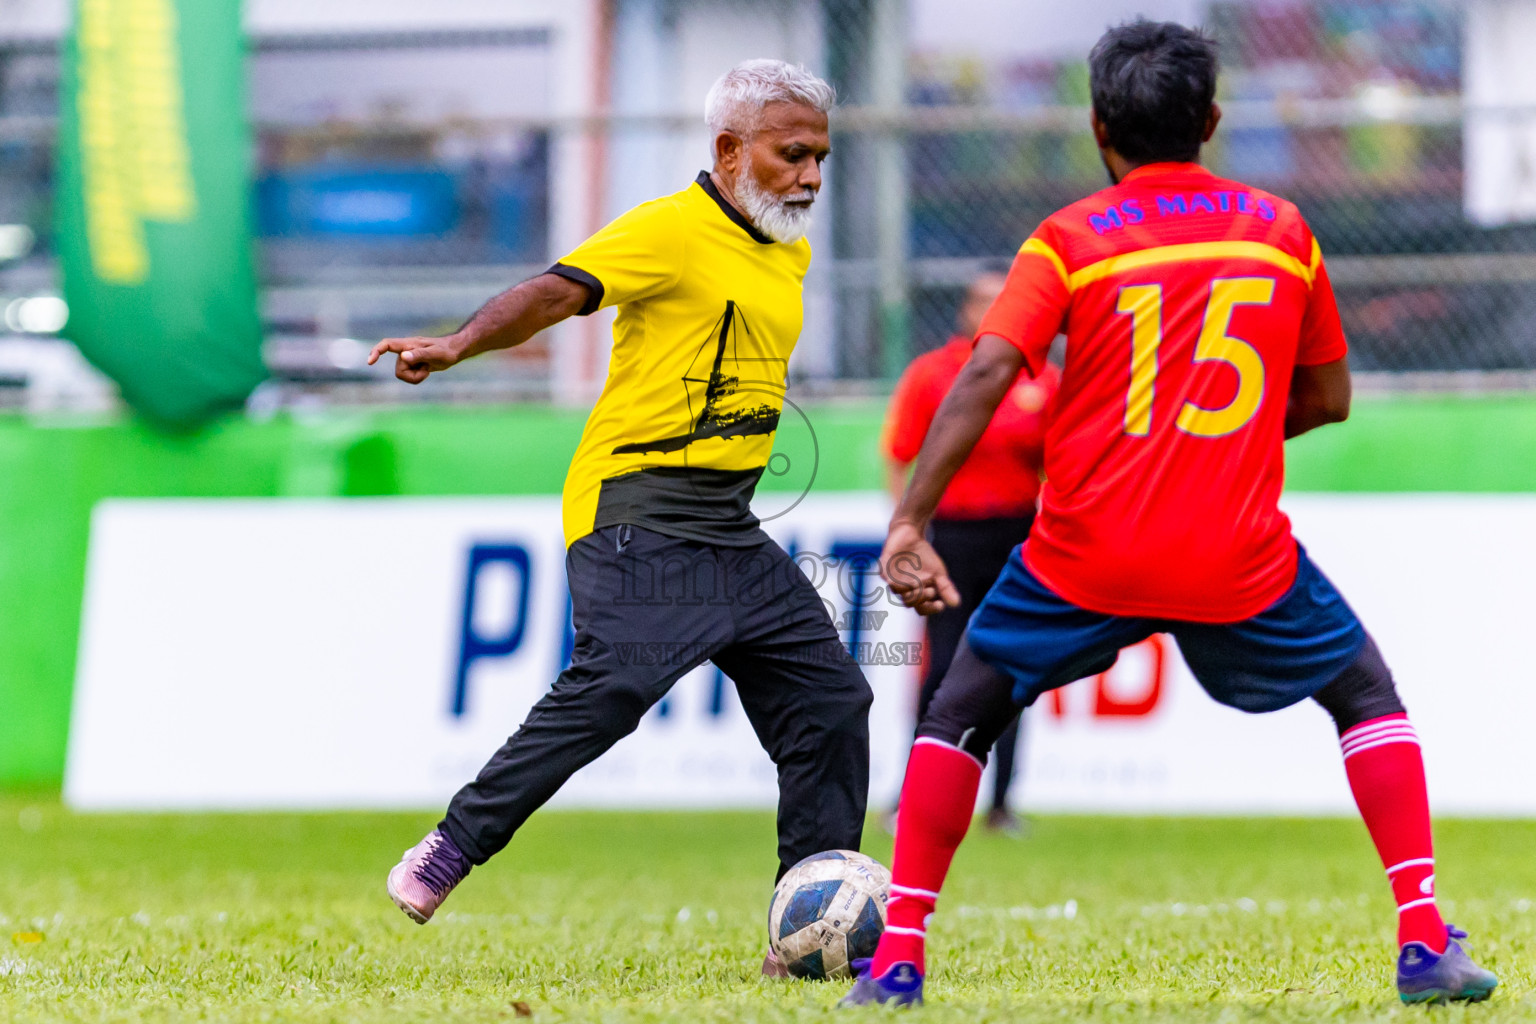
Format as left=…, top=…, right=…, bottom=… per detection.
left=258, top=167, right=459, bottom=237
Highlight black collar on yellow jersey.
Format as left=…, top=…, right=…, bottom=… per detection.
left=695, top=171, right=774, bottom=245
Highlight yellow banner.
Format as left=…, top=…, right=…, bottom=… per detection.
left=76, top=0, right=196, bottom=284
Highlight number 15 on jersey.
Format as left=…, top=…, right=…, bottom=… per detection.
left=1116, top=276, right=1276, bottom=439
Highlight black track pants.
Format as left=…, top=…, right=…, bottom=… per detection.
left=440, top=524, right=873, bottom=880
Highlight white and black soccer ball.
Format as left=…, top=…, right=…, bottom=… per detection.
left=767, top=849, right=890, bottom=979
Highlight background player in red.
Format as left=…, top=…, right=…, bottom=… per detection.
left=844, top=20, right=1497, bottom=1007
left=883, top=267, right=1059, bottom=834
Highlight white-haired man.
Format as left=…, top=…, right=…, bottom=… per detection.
left=373, top=60, right=872, bottom=974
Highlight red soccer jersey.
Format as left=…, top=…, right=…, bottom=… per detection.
left=883, top=337, right=1059, bottom=519
left=977, top=162, right=1348, bottom=622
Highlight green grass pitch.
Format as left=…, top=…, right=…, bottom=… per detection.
left=0, top=797, right=1530, bottom=1022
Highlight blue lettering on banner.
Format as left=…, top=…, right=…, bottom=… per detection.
left=829, top=540, right=885, bottom=658
left=556, top=590, right=575, bottom=677
left=654, top=665, right=728, bottom=720
left=708, top=665, right=729, bottom=716
left=451, top=543, right=532, bottom=717
left=459, top=532, right=894, bottom=727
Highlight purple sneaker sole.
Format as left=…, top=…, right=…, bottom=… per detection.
left=1397, top=926, right=1499, bottom=1004
left=838, top=960, right=924, bottom=1008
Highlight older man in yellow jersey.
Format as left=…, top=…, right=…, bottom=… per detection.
left=371, top=61, right=871, bottom=972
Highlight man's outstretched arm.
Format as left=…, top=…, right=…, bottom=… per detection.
left=881, top=334, right=1025, bottom=615
left=367, top=273, right=591, bottom=384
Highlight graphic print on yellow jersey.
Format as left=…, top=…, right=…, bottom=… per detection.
left=613, top=300, right=786, bottom=455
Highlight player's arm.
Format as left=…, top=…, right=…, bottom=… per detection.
left=1286, top=235, right=1352, bottom=437
left=881, top=229, right=1065, bottom=615
left=881, top=335, right=1024, bottom=615
left=367, top=273, right=590, bottom=385
left=1285, top=357, right=1350, bottom=438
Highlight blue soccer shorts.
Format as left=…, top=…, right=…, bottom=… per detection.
left=964, top=543, right=1367, bottom=714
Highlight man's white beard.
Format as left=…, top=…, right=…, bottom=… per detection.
left=734, top=160, right=815, bottom=244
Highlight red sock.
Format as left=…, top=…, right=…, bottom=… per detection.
left=871, top=737, right=983, bottom=976
left=1340, top=713, right=1446, bottom=952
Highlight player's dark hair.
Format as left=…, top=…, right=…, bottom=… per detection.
left=1089, top=20, right=1218, bottom=165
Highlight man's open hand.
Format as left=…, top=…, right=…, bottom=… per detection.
left=880, top=519, right=960, bottom=616
left=367, top=334, right=467, bottom=384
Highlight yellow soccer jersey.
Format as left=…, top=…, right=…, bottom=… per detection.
left=548, top=171, right=811, bottom=548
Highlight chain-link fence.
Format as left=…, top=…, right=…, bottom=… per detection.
left=1, top=0, right=1533, bottom=409
left=855, top=0, right=1536, bottom=378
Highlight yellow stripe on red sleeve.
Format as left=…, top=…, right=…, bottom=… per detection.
left=978, top=232, right=1070, bottom=377
left=1020, top=237, right=1069, bottom=289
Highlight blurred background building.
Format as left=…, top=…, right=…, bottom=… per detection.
left=2, top=0, right=1535, bottom=411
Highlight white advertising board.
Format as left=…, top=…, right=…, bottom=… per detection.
left=66, top=495, right=1536, bottom=814
left=66, top=496, right=916, bottom=810
left=1019, top=495, right=1536, bottom=815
